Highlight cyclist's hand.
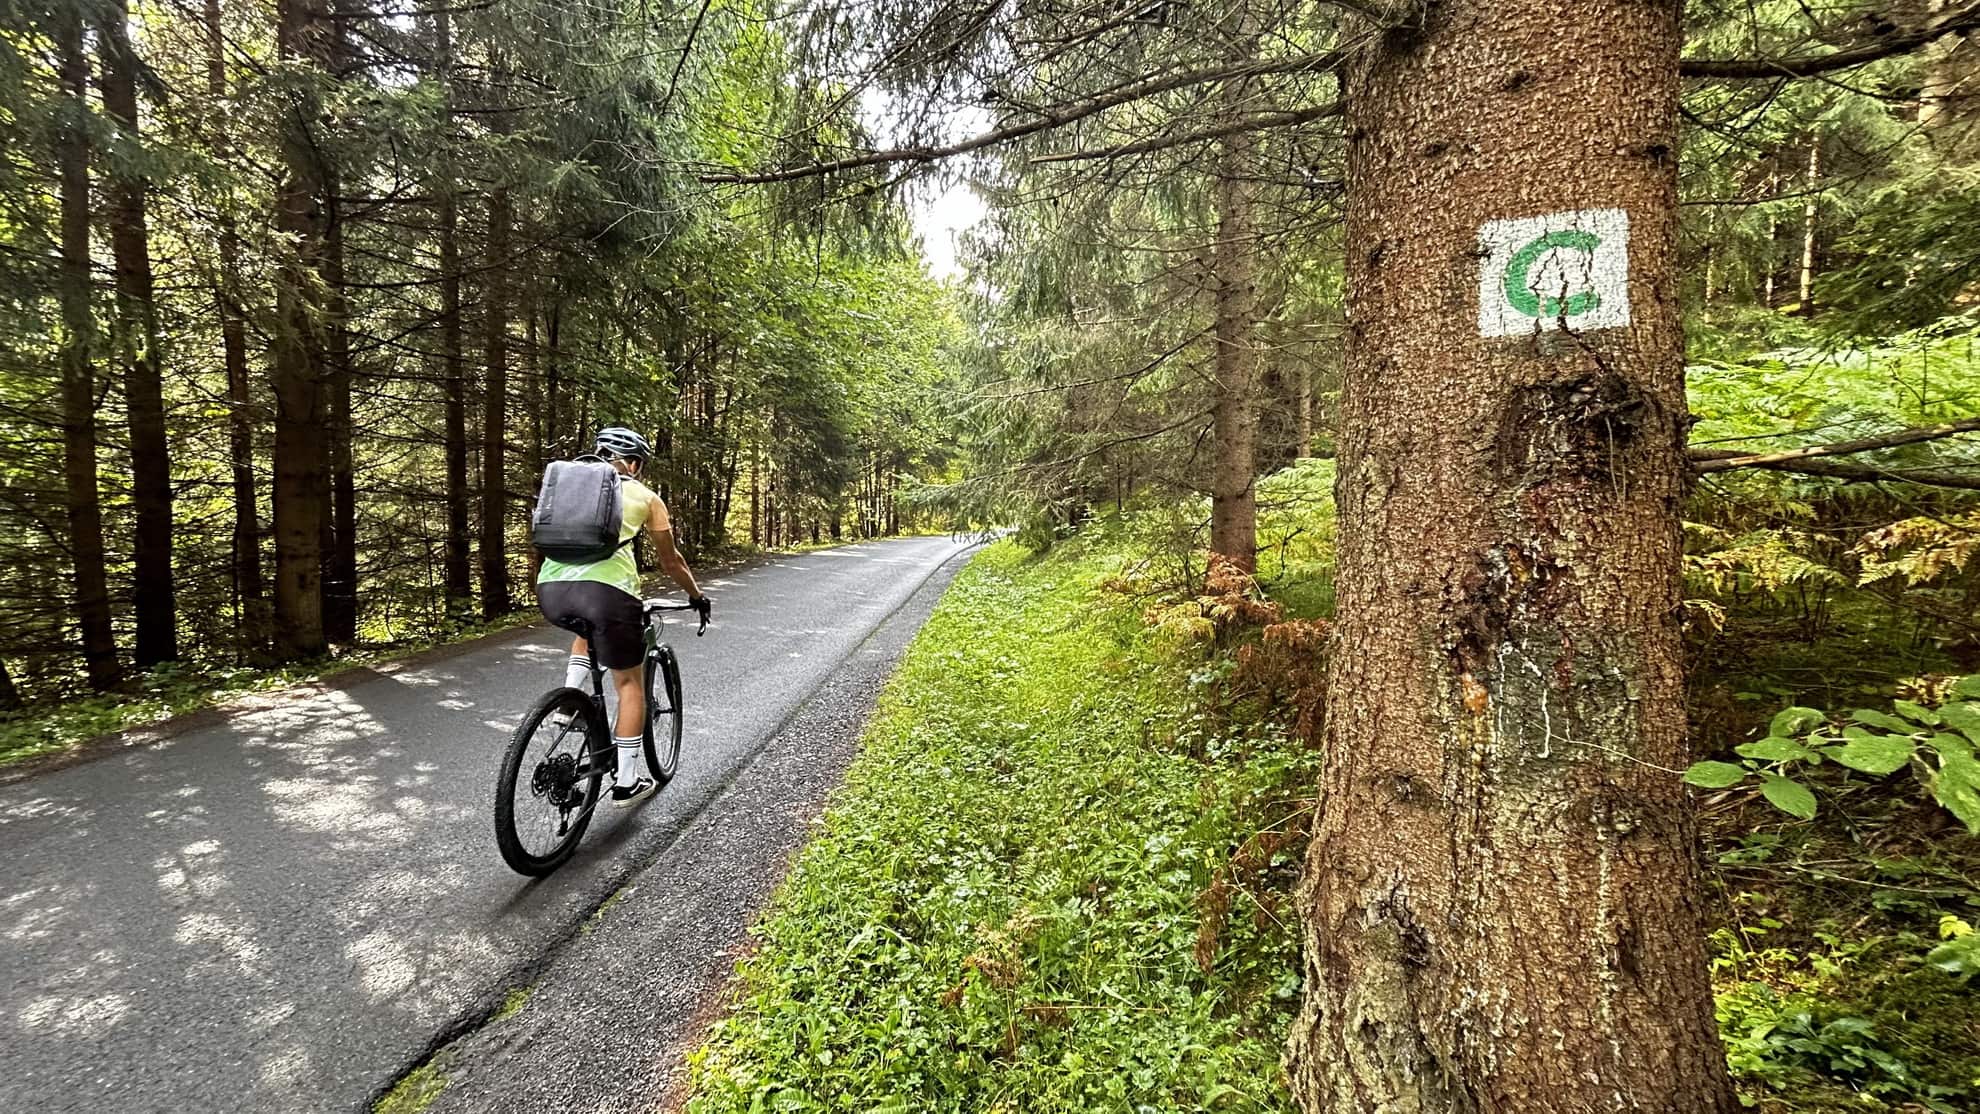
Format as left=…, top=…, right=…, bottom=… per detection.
left=689, top=594, right=711, bottom=634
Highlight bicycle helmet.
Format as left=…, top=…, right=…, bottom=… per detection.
left=594, top=427, right=652, bottom=462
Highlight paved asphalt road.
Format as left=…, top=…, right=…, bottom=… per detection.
left=0, top=536, right=977, bottom=1114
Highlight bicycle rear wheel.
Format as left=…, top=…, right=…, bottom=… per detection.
left=644, top=646, right=683, bottom=784
left=494, top=687, right=606, bottom=876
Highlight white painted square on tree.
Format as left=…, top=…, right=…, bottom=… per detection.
left=1476, top=207, right=1631, bottom=338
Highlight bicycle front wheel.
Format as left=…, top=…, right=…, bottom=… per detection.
left=494, top=687, right=605, bottom=876
left=644, top=645, right=683, bottom=784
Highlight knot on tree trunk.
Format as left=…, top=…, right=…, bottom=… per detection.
left=1492, top=372, right=1648, bottom=490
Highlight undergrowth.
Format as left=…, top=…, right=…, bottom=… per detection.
left=685, top=539, right=1317, bottom=1113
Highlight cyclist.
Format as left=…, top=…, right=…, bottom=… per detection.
left=537, top=427, right=710, bottom=807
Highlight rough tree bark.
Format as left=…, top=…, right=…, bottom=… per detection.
left=269, top=0, right=334, bottom=661
left=432, top=7, right=472, bottom=617
left=1285, top=2, right=1735, bottom=1111
left=98, top=0, right=178, bottom=667
left=54, top=6, right=122, bottom=691
left=206, top=0, right=268, bottom=659
left=322, top=125, right=358, bottom=644
left=1209, top=128, right=1259, bottom=573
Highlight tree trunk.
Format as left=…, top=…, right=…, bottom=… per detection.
left=322, top=0, right=358, bottom=644
left=322, top=173, right=358, bottom=643
left=269, top=0, right=334, bottom=661
left=544, top=297, right=563, bottom=457
left=479, top=178, right=513, bottom=621
left=1797, top=141, right=1820, bottom=313
left=1209, top=131, right=1258, bottom=574
left=54, top=8, right=122, bottom=691
left=1918, top=3, right=1971, bottom=134
left=207, top=0, right=267, bottom=660
left=433, top=9, right=472, bottom=618
left=1285, top=3, right=1734, bottom=1111
left=98, top=0, right=177, bottom=668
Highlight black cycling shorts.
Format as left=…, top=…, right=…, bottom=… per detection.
left=538, top=581, right=645, bottom=670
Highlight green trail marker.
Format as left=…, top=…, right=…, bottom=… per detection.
left=1477, top=208, right=1631, bottom=338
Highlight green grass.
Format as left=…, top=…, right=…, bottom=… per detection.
left=491, top=985, right=533, bottom=1023
left=373, top=1057, right=449, bottom=1114
left=686, top=539, right=1315, bottom=1113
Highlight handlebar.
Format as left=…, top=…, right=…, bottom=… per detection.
left=643, top=598, right=708, bottom=636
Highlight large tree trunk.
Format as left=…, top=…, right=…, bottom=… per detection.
left=54, top=8, right=122, bottom=691
left=1285, top=3, right=1734, bottom=1111
left=98, top=0, right=177, bottom=668
left=479, top=179, right=513, bottom=621
left=269, top=0, right=334, bottom=661
left=322, top=168, right=358, bottom=643
left=322, top=0, right=358, bottom=646
left=433, top=9, right=472, bottom=617
left=207, top=0, right=268, bottom=660
left=1209, top=130, right=1258, bottom=574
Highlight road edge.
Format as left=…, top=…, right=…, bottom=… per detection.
left=364, top=537, right=986, bottom=1114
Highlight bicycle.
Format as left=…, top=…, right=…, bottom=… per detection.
left=494, top=597, right=707, bottom=876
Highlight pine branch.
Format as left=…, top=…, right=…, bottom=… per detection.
left=1689, top=417, right=1980, bottom=488
left=1028, top=100, right=1345, bottom=165
left=1691, top=417, right=1980, bottom=472
left=1680, top=1, right=1980, bottom=79
left=1690, top=452, right=1980, bottom=490
left=697, top=48, right=1352, bottom=185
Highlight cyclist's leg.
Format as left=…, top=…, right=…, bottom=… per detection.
left=539, top=584, right=597, bottom=691
left=609, top=666, right=643, bottom=740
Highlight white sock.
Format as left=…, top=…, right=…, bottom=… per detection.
left=614, top=736, right=643, bottom=786
left=564, top=655, right=590, bottom=690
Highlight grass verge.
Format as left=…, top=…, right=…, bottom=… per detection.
left=685, top=539, right=1315, bottom=1113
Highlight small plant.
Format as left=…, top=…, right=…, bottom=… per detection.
left=1684, top=675, right=1980, bottom=831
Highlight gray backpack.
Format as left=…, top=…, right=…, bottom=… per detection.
left=530, top=457, right=634, bottom=564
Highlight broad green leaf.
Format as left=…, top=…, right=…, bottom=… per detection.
left=1830, top=735, right=1913, bottom=776
left=1768, top=706, right=1825, bottom=737
left=1932, top=754, right=1980, bottom=835
left=1760, top=774, right=1818, bottom=820
left=1929, top=733, right=1975, bottom=762
left=1927, top=934, right=1980, bottom=981
left=1851, top=709, right=1922, bottom=735
left=1684, top=761, right=1747, bottom=789
left=1952, top=675, right=1980, bottom=699
left=1736, top=737, right=1810, bottom=763
left=1936, top=701, right=1980, bottom=743
left=1892, top=699, right=1939, bottom=726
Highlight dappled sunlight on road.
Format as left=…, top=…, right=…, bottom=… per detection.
left=18, top=989, right=129, bottom=1038
left=0, top=536, right=975, bottom=1111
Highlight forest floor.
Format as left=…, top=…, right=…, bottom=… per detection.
left=0, top=536, right=869, bottom=776
left=683, top=518, right=1980, bottom=1112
